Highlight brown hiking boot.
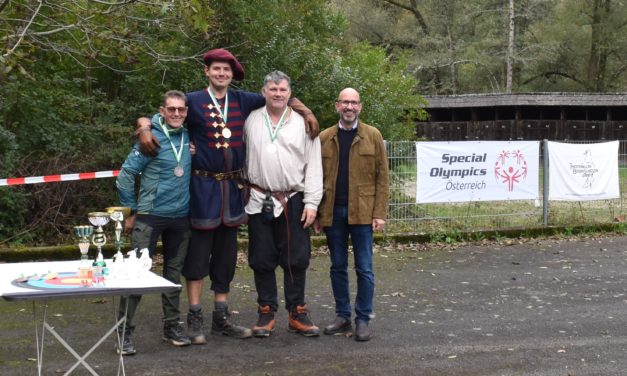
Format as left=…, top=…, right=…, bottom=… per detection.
left=211, top=309, right=252, bottom=339
left=252, top=305, right=275, bottom=337
left=288, top=304, right=320, bottom=337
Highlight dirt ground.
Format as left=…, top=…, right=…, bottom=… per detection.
left=3, top=235, right=627, bottom=375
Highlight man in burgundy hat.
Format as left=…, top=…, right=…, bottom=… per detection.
left=134, top=48, right=319, bottom=346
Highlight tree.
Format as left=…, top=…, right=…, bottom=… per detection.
left=520, top=0, right=627, bottom=91
left=0, top=0, right=426, bottom=245
left=506, top=0, right=514, bottom=93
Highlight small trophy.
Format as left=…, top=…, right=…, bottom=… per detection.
left=74, top=225, right=94, bottom=278
left=73, top=225, right=93, bottom=261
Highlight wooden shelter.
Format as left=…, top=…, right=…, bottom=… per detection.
left=419, top=93, right=627, bottom=141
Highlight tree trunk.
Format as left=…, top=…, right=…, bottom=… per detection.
left=588, top=0, right=611, bottom=91
left=506, top=0, right=514, bottom=93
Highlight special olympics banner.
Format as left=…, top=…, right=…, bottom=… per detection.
left=416, top=141, right=540, bottom=203
left=547, top=141, right=619, bottom=201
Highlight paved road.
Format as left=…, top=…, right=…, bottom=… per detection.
left=2, top=235, right=627, bottom=375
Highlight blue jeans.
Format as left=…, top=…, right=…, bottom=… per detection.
left=324, top=205, right=374, bottom=323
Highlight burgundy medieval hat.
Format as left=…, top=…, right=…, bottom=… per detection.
left=203, top=48, right=245, bottom=81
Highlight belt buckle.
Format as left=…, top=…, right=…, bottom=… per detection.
left=214, top=172, right=226, bottom=181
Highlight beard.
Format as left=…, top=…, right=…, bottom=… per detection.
left=340, top=111, right=358, bottom=125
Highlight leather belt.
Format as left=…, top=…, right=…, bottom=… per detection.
left=248, top=183, right=295, bottom=205
left=193, top=169, right=242, bottom=181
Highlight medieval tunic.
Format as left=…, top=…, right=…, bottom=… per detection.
left=185, top=88, right=265, bottom=229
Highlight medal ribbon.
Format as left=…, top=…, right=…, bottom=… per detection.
left=158, top=116, right=185, bottom=166
left=207, top=87, right=228, bottom=125
left=263, top=107, right=289, bottom=143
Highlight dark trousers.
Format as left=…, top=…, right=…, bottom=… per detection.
left=118, top=215, right=190, bottom=330
left=183, top=225, right=238, bottom=293
left=247, top=193, right=311, bottom=312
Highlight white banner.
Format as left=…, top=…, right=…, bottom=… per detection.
left=416, top=141, right=540, bottom=203
left=547, top=141, right=619, bottom=201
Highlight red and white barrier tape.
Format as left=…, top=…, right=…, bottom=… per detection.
left=0, top=170, right=120, bottom=187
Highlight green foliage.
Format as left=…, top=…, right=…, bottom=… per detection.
left=334, top=0, right=627, bottom=94
left=337, top=44, right=427, bottom=140
left=0, top=0, right=426, bottom=245
left=204, top=0, right=426, bottom=139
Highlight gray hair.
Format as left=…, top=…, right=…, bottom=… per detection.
left=162, top=90, right=187, bottom=106
left=263, top=70, right=291, bottom=90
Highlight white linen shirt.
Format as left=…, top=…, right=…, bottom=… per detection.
left=244, top=106, right=323, bottom=217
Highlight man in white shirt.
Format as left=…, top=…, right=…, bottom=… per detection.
left=244, top=70, right=323, bottom=337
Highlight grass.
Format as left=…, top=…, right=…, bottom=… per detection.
left=388, top=161, right=627, bottom=234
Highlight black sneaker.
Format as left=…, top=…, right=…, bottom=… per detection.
left=187, top=309, right=207, bottom=345
left=115, top=328, right=136, bottom=356
left=212, top=309, right=252, bottom=339
left=163, top=322, right=192, bottom=346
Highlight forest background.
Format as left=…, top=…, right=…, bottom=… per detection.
left=1, top=0, right=626, bottom=246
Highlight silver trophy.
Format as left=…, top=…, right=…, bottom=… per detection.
left=105, top=206, right=131, bottom=257
left=88, top=212, right=111, bottom=261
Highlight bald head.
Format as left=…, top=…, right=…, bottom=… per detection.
left=335, top=88, right=362, bottom=128
left=338, top=87, right=360, bottom=101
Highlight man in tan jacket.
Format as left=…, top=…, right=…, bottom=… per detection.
left=314, top=87, right=389, bottom=341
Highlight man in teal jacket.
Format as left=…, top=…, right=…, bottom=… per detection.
left=115, top=90, right=192, bottom=355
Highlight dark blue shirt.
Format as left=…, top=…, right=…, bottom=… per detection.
left=185, top=89, right=265, bottom=229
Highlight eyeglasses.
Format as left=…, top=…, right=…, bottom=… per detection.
left=337, top=100, right=360, bottom=107
left=164, top=106, right=188, bottom=114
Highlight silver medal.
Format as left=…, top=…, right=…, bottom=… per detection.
left=266, top=144, right=277, bottom=154
left=174, top=165, right=184, bottom=177
left=222, top=128, right=232, bottom=139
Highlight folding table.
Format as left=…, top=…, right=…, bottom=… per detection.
left=0, top=260, right=180, bottom=376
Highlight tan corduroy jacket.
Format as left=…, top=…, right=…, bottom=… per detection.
left=317, top=121, right=390, bottom=227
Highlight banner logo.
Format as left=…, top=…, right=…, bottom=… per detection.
left=569, top=149, right=598, bottom=189
left=417, top=141, right=539, bottom=203
left=494, top=150, right=529, bottom=192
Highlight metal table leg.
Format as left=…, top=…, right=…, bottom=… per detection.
left=31, top=297, right=129, bottom=376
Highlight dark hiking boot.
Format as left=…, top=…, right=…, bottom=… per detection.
left=187, top=309, right=207, bottom=345
left=288, top=304, right=320, bottom=337
left=354, top=320, right=372, bottom=342
left=115, top=327, right=136, bottom=356
left=252, top=305, right=275, bottom=337
left=323, top=316, right=352, bottom=335
left=163, top=322, right=192, bottom=346
left=211, top=309, right=252, bottom=339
